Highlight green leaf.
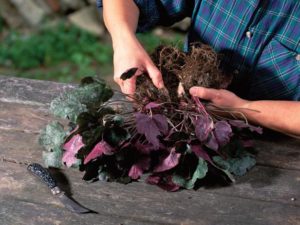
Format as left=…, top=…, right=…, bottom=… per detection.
left=50, top=94, right=87, bottom=123
left=212, top=156, right=231, bottom=170
left=213, top=155, right=256, bottom=176
left=80, top=76, right=96, bottom=86
left=71, top=82, right=113, bottom=106
left=172, top=158, right=208, bottom=189
left=110, top=115, right=124, bottom=126
left=49, top=80, right=113, bottom=123
left=229, top=156, right=256, bottom=176
left=103, top=126, right=131, bottom=147
left=81, top=126, right=104, bottom=146
left=42, top=147, right=63, bottom=168
left=39, top=121, right=66, bottom=152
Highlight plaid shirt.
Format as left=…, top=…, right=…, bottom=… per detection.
left=98, top=0, right=300, bottom=101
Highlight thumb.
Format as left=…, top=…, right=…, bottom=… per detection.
left=189, top=87, right=220, bottom=101
left=146, top=63, right=164, bottom=89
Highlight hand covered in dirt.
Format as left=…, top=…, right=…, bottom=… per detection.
left=189, top=86, right=249, bottom=109
left=113, top=37, right=164, bottom=95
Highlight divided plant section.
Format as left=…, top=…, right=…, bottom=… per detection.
left=39, top=44, right=261, bottom=191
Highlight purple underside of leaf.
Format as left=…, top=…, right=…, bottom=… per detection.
left=229, top=120, right=263, bottom=134
left=135, top=113, right=169, bottom=149
left=194, top=115, right=213, bottom=142
left=152, top=114, right=169, bottom=135
left=146, top=174, right=180, bottom=192
left=84, top=141, right=115, bottom=165
left=191, top=145, right=213, bottom=164
left=145, top=102, right=160, bottom=110
left=129, top=165, right=143, bottom=180
left=205, top=132, right=219, bottom=151
left=214, top=121, right=233, bottom=147
left=63, top=134, right=85, bottom=167
left=62, top=151, right=78, bottom=168
left=129, top=157, right=150, bottom=180
left=154, top=148, right=181, bottom=173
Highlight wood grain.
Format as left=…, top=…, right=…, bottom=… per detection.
left=1, top=163, right=299, bottom=225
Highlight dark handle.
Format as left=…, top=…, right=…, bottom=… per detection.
left=27, top=163, right=57, bottom=189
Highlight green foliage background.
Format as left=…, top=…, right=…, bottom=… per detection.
left=0, top=22, right=183, bottom=84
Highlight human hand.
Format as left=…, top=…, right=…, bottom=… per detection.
left=189, top=86, right=249, bottom=109
left=113, top=36, right=164, bottom=95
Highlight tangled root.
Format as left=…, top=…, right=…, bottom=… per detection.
left=135, top=44, right=233, bottom=103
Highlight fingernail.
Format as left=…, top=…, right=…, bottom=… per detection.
left=158, top=81, right=164, bottom=89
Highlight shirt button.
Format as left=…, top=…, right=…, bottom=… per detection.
left=296, top=54, right=300, bottom=61
left=246, top=31, right=252, bottom=38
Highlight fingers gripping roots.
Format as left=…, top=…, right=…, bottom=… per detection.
left=135, top=44, right=233, bottom=103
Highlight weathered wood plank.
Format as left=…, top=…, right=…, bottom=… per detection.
left=1, top=163, right=299, bottom=225
left=0, top=75, right=75, bottom=105
left=0, top=101, right=52, bottom=133
left=256, top=138, right=300, bottom=170
left=0, top=196, right=156, bottom=225
left=0, top=129, right=299, bottom=207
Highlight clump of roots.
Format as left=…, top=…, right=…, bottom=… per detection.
left=135, top=44, right=233, bottom=103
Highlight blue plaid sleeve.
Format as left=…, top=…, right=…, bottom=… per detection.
left=97, top=0, right=193, bottom=32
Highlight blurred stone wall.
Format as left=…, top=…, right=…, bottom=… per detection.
left=0, top=0, right=105, bottom=35
left=0, top=0, right=190, bottom=36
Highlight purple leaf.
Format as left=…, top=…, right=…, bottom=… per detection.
left=214, top=121, right=232, bottom=147
left=249, top=125, right=263, bottom=134
left=129, top=157, right=150, bottom=180
left=146, top=174, right=180, bottom=192
left=205, top=133, right=219, bottom=151
left=154, top=148, right=181, bottom=172
left=191, top=145, right=213, bottom=164
left=84, top=141, right=115, bottom=165
left=146, top=175, right=160, bottom=184
left=145, top=102, right=160, bottom=110
left=229, top=120, right=263, bottom=134
left=128, top=165, right=143, bottom=180
left=62, top=134, right=85, bottom=167
left=135, top=113, right=169, bottom=149
left=194, top=115, right=213, bottom=142
left=152, top=114, right=169, bottom=135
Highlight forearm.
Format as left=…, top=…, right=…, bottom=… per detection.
left=102, top=0, right=139, bottom=48
left=241, top=100, right=300, bottom=137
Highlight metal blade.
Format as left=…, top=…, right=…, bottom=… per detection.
left=27, top=163, right=97, bottom=214
left=58, top=193, right=96, bottom=214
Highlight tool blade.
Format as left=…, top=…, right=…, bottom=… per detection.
left=58, top=193, right=94, bottom=214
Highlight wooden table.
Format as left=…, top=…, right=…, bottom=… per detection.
left=0, top=76, right=299, bottom=225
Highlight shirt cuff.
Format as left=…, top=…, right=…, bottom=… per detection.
left=96, top=0, right=159, bottom=32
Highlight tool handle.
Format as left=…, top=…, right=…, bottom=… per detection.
left=27, top=163, right=57, bottom=189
